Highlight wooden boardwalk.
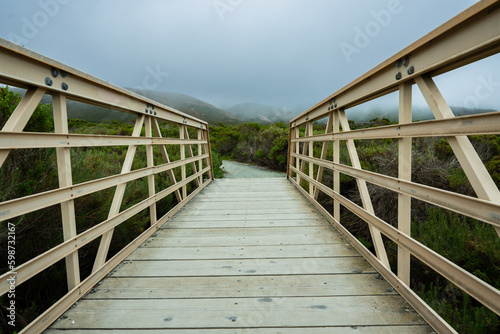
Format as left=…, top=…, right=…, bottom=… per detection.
left=46, top=178, right=432, bottom=333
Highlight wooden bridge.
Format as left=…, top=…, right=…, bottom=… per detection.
left=1, top=1, right=499, bottom=333
left=46, top=178, right=431, bottom=333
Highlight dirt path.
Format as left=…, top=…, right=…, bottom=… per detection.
left=221, top=160, right=286, bottom=179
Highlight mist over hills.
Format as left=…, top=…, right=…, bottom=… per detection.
left=225, top=103, right=297, bottom=123
left=129, top=89, right=240, bottom=124
left=5, top=86, right=496, bottom=124
left=346, top=105, right=497, bottom=123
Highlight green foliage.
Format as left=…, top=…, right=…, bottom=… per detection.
left=0, top=86, right=53, bottom=133
left=413, top=208, right=499, bottom=288
left=210, top=122, right=289, bottom=171
left=211, top=149, right=224, bottom=178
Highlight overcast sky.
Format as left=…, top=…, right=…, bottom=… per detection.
left=1, top=0, right=499, bottom=112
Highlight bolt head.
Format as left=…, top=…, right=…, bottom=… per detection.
left=407, top=66, right=415, bottom=75
left=395, top=72, right=402, bottom=80
left=61, top=82, right=68, bottom=91
left=51, top=68, right=59, bottom=78
left=45, top=77, right=53, bottom=86
left=403, top=56, right=410, bottom=67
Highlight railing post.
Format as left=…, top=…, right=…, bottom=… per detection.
left=299, top=124, right=310, bottom=188
left=338, top=109, right=390, bottom=269
left=53, top=93, right=80, bottom=290
left=198, top=129, right=203, bottom=185
left=295, top=127, right=300, bottom=185
left=398, top=82, right=412, bottom=286
left=314, top=112, right=334, bottom=200
left=333, top=110, right=340, bottom=223
left=308, top=121, right=314, bottom=196
left=180, top=124, right=187, bottom=199
left=145, top=116, right=157, bottom=226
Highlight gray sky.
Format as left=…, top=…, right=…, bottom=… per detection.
left=1, top=0, right=499, bottom=112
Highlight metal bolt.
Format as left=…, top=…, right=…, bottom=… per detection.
left=407, top=66, right=415, bottom=75
left=51, top=68, right=59, bottom=78
left=60, top=70, right=67, bottom=78
left=61, top=82, right=68, bottom=91
left=45, top=77, right=53, bottom=86
left=395, top=72, right=402, bottom=80
left=154, top=111, right=157, bottom=115
left=395, top=59, right=402, bottom=68
left=402, top=56, right=410, bottom=67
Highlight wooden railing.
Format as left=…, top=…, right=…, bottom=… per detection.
left=0, top=38, right=213, bottom=333
left=287, top=1, right=500, bottom=333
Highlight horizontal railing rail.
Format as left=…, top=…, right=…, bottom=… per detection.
left=0, top=37, right=213, bottom=333
left=287, top=1, right=500, bottom=333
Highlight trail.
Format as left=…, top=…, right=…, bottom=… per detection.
left=221, top=160, right=286, bottom=179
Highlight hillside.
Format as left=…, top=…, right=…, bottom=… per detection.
left=9, top=87, right=240, bottom=124
left=129, top=90, right=241, bottom=124
left=346, top=105, right=497, bottom=123
left=226, top=103, right=296, bottom=123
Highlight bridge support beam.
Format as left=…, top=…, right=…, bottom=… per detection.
left=53, top=93, right=80, bottom=290
left=152, top=119, right=182, bottom=202
left=0, top=87, right=46, bottom=168
left=314, top=112, right=334, bottom=200
left=308, top=121, right=314, bottom=196
left=333, top=111, right=340, bottom=223
left=398, top=82, right=412, bottom=286
left=180, top=124, right=187, bottom=199
left=92, top=115, right=145, bottom=273
left=416, top=75, right=500, bottom=237
left=145, top=116, right=157, bottom=226
left=338, top=109, right=390, bottom=269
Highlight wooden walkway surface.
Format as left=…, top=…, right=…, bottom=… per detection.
left=46, top=178, right=432, bottom=333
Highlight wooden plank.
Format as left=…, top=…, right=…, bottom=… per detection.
left=129, top=244, right=357, bottom=260
left=175, top=208, right=319, bottom=215
left=166, top=218, right=326, bottom=229
left=193, top=193, right=304, bottom=199
left=155, top=226, right=338, bottom=238
left=45, top=327, right=434, bottom=334
left=109, top=257, right=374, bottom=277
left=144, top=234, right=342, bottom=247
left=170, top=214, right=322, bottom=222
left=186, top=204, right=311, bottom=211
left=85, top=274, right=395, bottom=299
left=145, top=225, right=344, bottom=247
left=51, top=296, right=425, bottom=329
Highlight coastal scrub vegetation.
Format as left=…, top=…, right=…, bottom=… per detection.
left=0, top=87, right=498, bottom=333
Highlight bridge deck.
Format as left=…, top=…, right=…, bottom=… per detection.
left=46, top=178, right=432, bottom=333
